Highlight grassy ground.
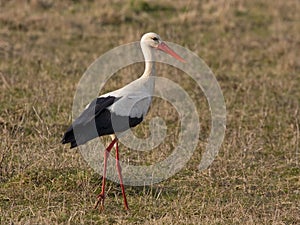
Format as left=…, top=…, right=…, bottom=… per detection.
left=0, top=0, right=299, bottom=224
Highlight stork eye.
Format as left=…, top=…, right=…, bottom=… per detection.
left=152, top=37, right=158, bottom=41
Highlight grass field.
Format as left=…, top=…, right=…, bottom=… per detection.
left=0, top=0, right=299, bottom=224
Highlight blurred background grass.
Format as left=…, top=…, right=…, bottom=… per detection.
left=0, top=0, right=299, bottom=224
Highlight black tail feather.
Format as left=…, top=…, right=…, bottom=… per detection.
left=61, top=126, right=78, bottom=149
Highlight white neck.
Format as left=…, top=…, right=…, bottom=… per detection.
left=140, top=42, right=156, bottom=78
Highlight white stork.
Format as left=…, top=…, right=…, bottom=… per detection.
left=61, top=32, right=185, bottom=211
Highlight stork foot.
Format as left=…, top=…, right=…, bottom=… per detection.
left=94, top=193, right=105, bottom=211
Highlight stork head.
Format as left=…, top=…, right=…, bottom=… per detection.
left=141, top=32, right=185, bottom=63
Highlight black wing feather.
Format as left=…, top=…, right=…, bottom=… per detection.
left=61, top=96, right=119, bottom=148
left=62, top=95, right=144, bottom=149
left=74, top=96, right=120, bottom=126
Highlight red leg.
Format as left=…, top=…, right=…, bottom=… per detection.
left=115, top=141, right=129, bottom=210
left=94, top=138, right=118, bottom=211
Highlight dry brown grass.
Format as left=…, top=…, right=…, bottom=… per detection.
left=0, top=0, right=299, bottom=224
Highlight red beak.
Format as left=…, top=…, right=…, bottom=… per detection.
left=157, top=42, right=186, bottom=63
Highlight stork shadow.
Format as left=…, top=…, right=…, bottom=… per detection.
left=91, top=173, right=179, bottom=199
